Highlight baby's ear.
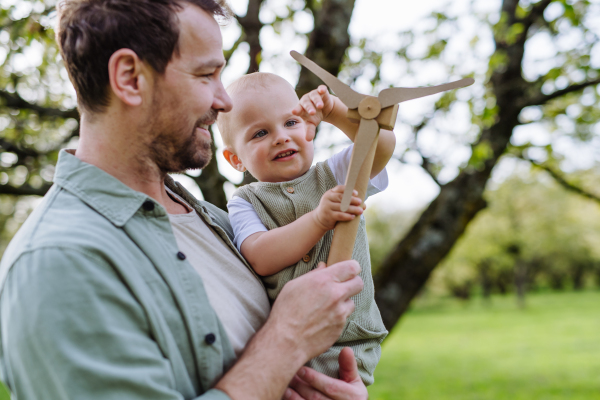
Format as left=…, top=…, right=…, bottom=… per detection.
left=223, top=148, right=246, bottom=172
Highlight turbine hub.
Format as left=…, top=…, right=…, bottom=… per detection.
left=357, top=96, right=382, bottom=120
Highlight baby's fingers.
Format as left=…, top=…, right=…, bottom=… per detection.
left=344, top=204, right=365, bottom=216
left=309, top=90, right=325, bottom=110
left=348, top=195, right=363, bottom=206
left=299, top=97, right=318, bottom=115
left=331, top=185, right=358, bottom=195
left=332, top=211, right=357, bottom=222
left=291, top=103, right=303, bottom=116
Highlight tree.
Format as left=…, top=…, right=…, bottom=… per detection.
left=423, top=170, right=600, bottom=302
left=1, top=0, right=599, bottom=334
left=371, top=0, right=600, bottom=330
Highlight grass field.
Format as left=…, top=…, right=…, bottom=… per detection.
left=368, top=291, right=600, bottom=400
left=1, top=291, right=598, bottom=399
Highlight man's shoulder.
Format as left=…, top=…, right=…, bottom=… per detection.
left=1, top=185, right=125, bottom=272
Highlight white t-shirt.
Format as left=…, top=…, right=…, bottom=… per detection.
left=167, top=189, right=271, bottom=358
left=228, top=144, right=389, bottom=251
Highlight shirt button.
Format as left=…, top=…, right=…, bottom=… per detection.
left=142, top=200, right=155, bottom=211
left=286, top=187, right=294, bottom=194
left=177, top=251, right=186, bottom=260
left=303, top=254, right=311, bottom=262
left=205, top=333, right=216, bottom=345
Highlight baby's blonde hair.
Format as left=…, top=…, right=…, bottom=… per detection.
left=217, top=72, right=298, bottom=150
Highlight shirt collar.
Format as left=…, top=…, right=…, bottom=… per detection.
left=52, top=149, right=152, bottom=227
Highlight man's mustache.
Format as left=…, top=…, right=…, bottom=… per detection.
left=195, top=110, right=219, bottom=128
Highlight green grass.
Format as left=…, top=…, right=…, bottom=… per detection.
left=2, top=291, right=598, bottom=399
left=369, top=291, right=600, bottom=400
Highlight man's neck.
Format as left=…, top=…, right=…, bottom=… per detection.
left=75, top=111, right=189, bottom=215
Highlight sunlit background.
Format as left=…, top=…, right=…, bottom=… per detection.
left=1, top=0, right=600, bottom=398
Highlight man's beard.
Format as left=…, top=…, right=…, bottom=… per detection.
left=148, top=108, right=218, bottom=175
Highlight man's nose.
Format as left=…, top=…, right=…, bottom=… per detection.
left=213, top=81, right=233, bottom=113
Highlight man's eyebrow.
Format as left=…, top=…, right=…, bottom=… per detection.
left=193, top=59, right=226, bottom=71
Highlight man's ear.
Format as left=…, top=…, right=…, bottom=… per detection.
left=107, top=49, right=147, bottom=107
left=223, top=148, right=246, bottom=172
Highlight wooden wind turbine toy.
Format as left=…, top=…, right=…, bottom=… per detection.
left=290, top=50, right=474, bottom=265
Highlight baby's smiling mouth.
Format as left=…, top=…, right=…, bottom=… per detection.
left=274, top=150, right=297, bottom=160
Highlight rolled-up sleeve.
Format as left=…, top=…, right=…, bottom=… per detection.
left=0, top=247, right=231, bottom=400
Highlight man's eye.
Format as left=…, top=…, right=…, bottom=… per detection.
left=253, top=130, right=267, bottom=138
left=285, top=120, right=298, bottom=127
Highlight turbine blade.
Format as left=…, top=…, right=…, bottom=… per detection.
left=340, top=118, right=380, bottom=212
left=378, top=78, right=475, bottom=108
left=291, top=51, right=364, bottom=109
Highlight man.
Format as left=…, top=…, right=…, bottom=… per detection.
left=0, top=0, right=369, bottom=399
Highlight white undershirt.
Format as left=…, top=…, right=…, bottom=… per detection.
left=167, top=189, right=270, bottom=358
left=228, top=144, right=389, bottom=251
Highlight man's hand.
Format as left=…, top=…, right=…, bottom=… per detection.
left=284, top=347, right=369, bottom=400
left=312, top=186, right=365, bottom=231
left=292, top=85, right=337, bottom=141
left=215, top=261, right=364, bottom=400
left=268, top=261, right=364, bottom=362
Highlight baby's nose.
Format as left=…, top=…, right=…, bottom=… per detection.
left=274, top=132, right=291, bottom=145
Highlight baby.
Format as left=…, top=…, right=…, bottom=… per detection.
left=217, top=72, right=396, bottom=385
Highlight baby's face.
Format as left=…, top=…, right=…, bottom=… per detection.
left=227, top=79, right=314, bottom=183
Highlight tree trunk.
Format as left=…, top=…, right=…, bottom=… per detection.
left=509, top=244, right=527, bottom=308
left=188, top=129, right=229, bottom=210
left=478, top=259, right=493, bottom=301
left=373, top=0, right=528, bottom=331
left=514, top=259, right=527, bottom=308
left=295, top=0, right=356, bottom=97
left=236, top=0, right=265, bottom=74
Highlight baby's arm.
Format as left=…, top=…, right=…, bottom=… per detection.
left=241, top=186, right=364, bottom=276
left=293, top=85, right=396, bottom=179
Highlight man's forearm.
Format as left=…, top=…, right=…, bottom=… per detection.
left=214, top=319, right=306, bottom=400
left=215, top=260, right=364, bottom=400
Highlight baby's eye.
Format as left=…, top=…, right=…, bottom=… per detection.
left=253, top=130, right=268, bottom=139
left=285, top=120, right=298, bottom=127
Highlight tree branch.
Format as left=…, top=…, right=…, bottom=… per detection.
left=0, top=182, right=52, bottom=196
left=523, top=78, right=600, bottom=108
left=518, top=0, right=553, bottom=30
left=409, top=117, right=440, bottom=185
left=0, top=137, right=41, bottom=158
left=237, top=0, right=265, bottom=74
left=518, top=154, right=600, bottom=204
left=224, top=32, right=246, bottom=64
left=0, top=90, right=79, bottom=120
left=420, top=154, right=441, bottom=186
left=296, top=0, right=356, bottom=97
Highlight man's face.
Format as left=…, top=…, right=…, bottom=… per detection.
left=148, top=4, right=232, bottom=174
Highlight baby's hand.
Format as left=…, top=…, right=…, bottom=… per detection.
left=292, top=85, right=336, bottom=142
left=312, top=185, right=365, bottom=231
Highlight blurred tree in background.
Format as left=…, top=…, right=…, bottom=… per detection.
left=368, top=168, right=600, bottom=306
left=1, top=0, right=600, bottom=334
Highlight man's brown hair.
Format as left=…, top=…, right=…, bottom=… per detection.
left=56, top=0, right=230, bottom=113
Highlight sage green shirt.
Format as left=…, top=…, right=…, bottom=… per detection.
left=0, top=150, right=248, bottom=400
